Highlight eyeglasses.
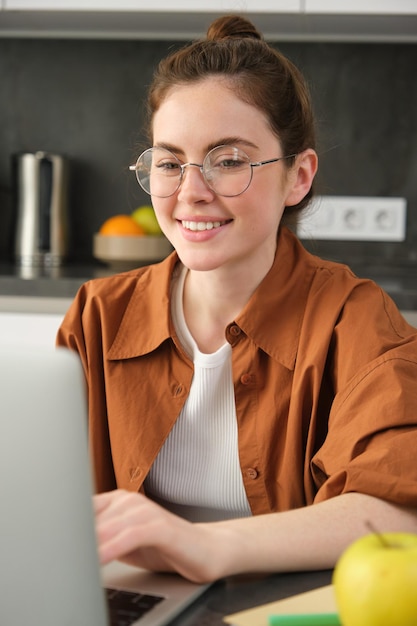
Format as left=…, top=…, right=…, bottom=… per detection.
left=129, top=145, right=297, bottom=198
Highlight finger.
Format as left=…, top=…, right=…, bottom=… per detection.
left=93, top=491, right=115, bottom=514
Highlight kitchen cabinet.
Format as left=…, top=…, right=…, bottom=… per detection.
left=2, top=1, right=417, bottom=41
left=5, top=0, right=415, bottom=14
left=4, top=0, right=301, bottom=11
left=0, top=312, right=65, bottom=348
left=0, top=0, right=302, bottom=41
left=305, top=1, right=417, bottom=14
left=0, top=296, right=70, bottom=348
left=1, top=0, right=417, bottom=42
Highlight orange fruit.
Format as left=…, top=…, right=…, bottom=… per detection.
left=99, top=214, right=145, bottom=236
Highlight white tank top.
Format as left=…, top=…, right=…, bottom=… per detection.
left=144, top=265, right=252, bottom=522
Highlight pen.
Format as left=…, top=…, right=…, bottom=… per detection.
left=268, top=613, right=341, bottom=626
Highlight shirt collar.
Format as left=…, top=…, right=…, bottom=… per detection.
left=107, top=252, right=180, bottom=360
left=107, top=227, right=315, bottom=369
left=235, top=227, right=316, bottom=370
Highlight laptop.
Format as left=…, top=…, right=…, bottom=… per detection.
left=0, top=346, right=209, bottom=626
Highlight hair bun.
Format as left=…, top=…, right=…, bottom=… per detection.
left=206, top=15, right=263, bottom=41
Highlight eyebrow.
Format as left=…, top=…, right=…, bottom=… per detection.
left=154, top=137, right=259, bottom=157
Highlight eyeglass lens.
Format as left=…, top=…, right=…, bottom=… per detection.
left=134, top=146, right=254, bottom=198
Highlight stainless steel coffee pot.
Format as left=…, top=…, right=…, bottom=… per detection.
left=13, top=151, right=69, bottom=266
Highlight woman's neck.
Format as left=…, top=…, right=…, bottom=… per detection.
left=182, top=255, right=275, bottom=354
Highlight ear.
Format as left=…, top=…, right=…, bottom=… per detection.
left=284, top=149, right=318, bottom=207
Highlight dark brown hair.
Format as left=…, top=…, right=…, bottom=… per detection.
left=146, top=15, right=316, bottom=219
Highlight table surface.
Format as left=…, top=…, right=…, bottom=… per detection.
left=168, top=569, right=334, bottom=626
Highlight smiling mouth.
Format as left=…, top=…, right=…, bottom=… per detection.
left=181, top=220, right=230, bottom=231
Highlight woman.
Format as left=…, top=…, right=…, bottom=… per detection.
left=57, top=15, right=417, bottom=583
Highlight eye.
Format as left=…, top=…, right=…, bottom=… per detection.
left=218, top=158, right=244, bottom=169
left=207, top=147, right=249, bottom=172
left=154, top=159, right=181, bottom=175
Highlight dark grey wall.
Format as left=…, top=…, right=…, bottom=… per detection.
left=0, top=37, right=416, bottom=267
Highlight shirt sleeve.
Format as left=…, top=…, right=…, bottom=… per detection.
left=310, top=285, right=417, bottom=507
left=312, top=353, right=417, bottom=505
left=56, top=282, right=118, bottom=493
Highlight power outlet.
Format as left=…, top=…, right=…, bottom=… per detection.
left=297, top=196, right=407, bottom=242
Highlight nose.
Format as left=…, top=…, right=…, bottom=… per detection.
left=177, top=163, right=214, bottom=202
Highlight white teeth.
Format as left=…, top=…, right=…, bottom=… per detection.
left=181, top=220, right=224, bottom=231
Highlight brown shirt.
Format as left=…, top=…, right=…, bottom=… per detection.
left=57, top=227, right=417, bottom=514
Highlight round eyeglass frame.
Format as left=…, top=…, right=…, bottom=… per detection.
left=129, top=145, right=297, bottom=198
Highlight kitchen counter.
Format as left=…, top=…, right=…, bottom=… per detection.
left=0, top=262, right=110, bottom=299
left=0, top=261, right=416, bottom=321
left=350, top=264, right=417, bottom=314
left=0, top=262, right=110, bottom=314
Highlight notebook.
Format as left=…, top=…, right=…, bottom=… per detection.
left=0, top=345, right=209, bottom=626
left=224, top=584, right=337, bottom=626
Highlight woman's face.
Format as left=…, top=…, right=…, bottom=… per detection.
left=150, top=77, right=312, bottom=275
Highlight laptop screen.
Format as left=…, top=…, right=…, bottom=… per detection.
left=0, top=346, right=209, bottom=626
left=0, top=346, right=108, bottom=626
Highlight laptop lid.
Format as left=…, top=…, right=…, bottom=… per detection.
left=0, top=346, right=107, bottom=626
left=0, top=346, right=208, bottom=626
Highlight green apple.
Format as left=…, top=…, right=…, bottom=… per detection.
left=333, top=532, right=417, bottom=626
left=131, top=205, right=162, bottom=235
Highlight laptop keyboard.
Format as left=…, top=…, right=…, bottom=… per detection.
left=106, top=587, right=165, bottom=626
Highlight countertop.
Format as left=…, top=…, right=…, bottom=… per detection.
left=349, top=263, right=417, bottom=314
left=0, top=262, right=111, bottom=299
left=0, top=261, right=416, bottom=317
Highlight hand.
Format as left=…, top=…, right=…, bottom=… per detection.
left=93, top=489, right=229, bottom=583
left=94, top=490, right=417, bottom=583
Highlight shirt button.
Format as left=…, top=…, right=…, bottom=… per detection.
left=129, top=467, right=142, bottom=481
left=246, top=468, right=258, bottom=480
left=229, top=324, right=241, bottom=336
left=173, top=384, right=184, bottom=397
left=240, top=373, right=253, bottom=385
